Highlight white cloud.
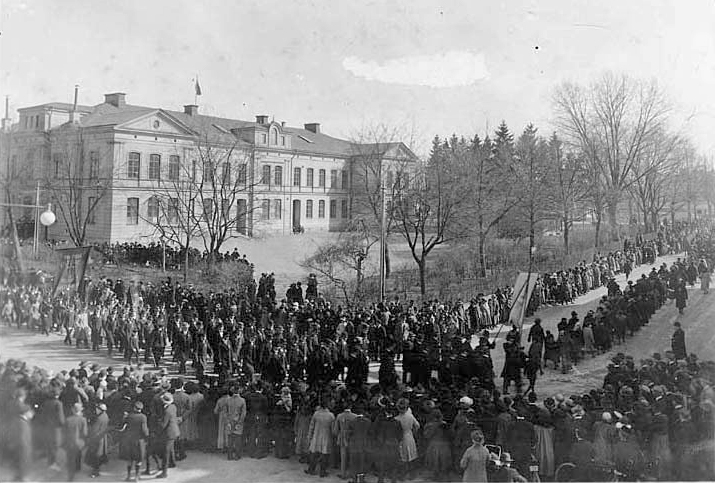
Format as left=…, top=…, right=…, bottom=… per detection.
left=343, top=50, right=489, bottom=88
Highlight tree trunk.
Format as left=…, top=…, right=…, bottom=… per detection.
left=477, top=216, right=487, bottom=278
left=384, top=243, right=391, bottom=279
left=607, top=199, right=619, bottom=242
left=562, top=210, right=570, bottom=255
left=594, top=213, right=602, bottom=248
left=642, top=208, right=650, bottom=233
left=183, top=234, right=190, bottom=283
left=418, top=258, right=427, bottom=297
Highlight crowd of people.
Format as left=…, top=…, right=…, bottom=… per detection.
left=0, top=222, right=713, bottom=482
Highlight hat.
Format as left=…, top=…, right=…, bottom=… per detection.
left=97, top=403, right=107, bottom=411
left=459, top=396, right=474, bottom=408
left=500, top=452, right=515, bottom=463
left=79, top=361, right=89, bottom=367
left=161, top=393, right=174, bottom=405
left=133, top=401, right=144, bottom=411
left=73, top=402, right=84, bottom=413
left=90, top=363, right=100, bottom=371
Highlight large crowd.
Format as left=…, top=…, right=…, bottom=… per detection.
left=0, top=221, right=713, bottom=482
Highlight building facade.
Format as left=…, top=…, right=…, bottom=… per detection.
left=0, top=91, right=417, bottom=246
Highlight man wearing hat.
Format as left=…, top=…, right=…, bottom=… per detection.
left=494, top=452, right=527, bottom=482
left=671, top=322, right=687, bottom=361
left=86, top=403, right=110, bottom=477
left=156, top=392, right=180, bottom=478
left=64, top=402, right=88, bottom=482
left=120, top=401, right=149, bottom=482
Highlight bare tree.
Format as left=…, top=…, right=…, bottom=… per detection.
left=144, top=126, right=256, bottom=271
left=545, top=133, right=590, bottom=254
left=629, top=130, right=682, bottom=231
left=44, top=125, right=116, bottom=246
left=393, top=151, right=468, bottom=296
left=301, top=219, right=378, bottom=304
left=553, top=73, right=671, bottom=241
left=349, top=123, right=418, bottom=279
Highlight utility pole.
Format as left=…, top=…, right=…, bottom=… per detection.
left=379, top=160, right=387, bottom=301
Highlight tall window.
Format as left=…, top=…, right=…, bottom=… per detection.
left=318, top=169, right=326, bottom=188
left=168, top=198, right=179, bottom=224
left=53, top=153, right=63, bottom=177
left=203, top=161, right=213, bottom=183
left=330, top=200, right=337, bottom=218
left=293, top=167, right=301, bottom=187
left=203, top=198, right=213, bottom=221
left=341, top=199, right=348, bottom=218
left=238, top=164, right=247, bottom=185
left=128, top=152, right=141, bottom=179
left=330, top=169, right=338, bottom=188
left=87, top=197, right=97, bottom=224
left=273, top=199, right=282, bottom=219
left=274, top=166, right=283, bottom=186
left=318, top=200, right=325, bottom=218
left=261, top=199, right=270, bottom=220
left=147, top=196, right=159, bottom=219
left=168, top=155, right=180, bottom=181
left=222, top=199, right=231, bottom=220
left=222, top=162, right=231, bottom=185
left=271, top=128, right=278, bottom=145
left=148, top=154, right=161, bottom=180
left=191, top=160, right=197, bottom=181
left=306, top=200, right=313, bottom=218
left=262, top=165, right=271, bottom=185
left=341, top=170, right=349, bottom=190
left=306, top=168, right=314, bottom=187
left=127, top=198, right=139, bottom=224
left=89, top=151, right=99, bottom=179
left=280, top=136, right=285, bottom=146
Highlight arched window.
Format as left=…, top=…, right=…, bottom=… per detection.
left=271, top=128, right=278, bottom=145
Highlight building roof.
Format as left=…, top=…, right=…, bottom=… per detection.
left=18, top=102, right=94, bottom=112
left=30, top=98, right=416, bottom=160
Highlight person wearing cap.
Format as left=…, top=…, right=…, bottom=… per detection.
left=592, top=412, right=618, bottom=466
left=452, top=396, right=477, bottom=468
left=395, top=397, right=420, bottom=480
left=86, top=403, right=110, bottom=478
left=40, top=385, right=65, bottom=472
left=120, top=401, right=149, bottom=482
left=333, top=399, right=357, bottom=478
left=156, top=392, right=180, bottom=478
left=459, top=428, right=489, bottom=482
left=494, top=452, right=527, bottom=482
left=10, top=400, right=34, bottom=482
left=346, top=401, right=371, bottom=483
left=64, top=401, right=88, bottom=482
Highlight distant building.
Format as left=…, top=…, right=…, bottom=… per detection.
left=1, top=91, right=417, bottom=245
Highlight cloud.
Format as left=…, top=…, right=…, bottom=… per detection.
left=343, top=50, right=489, bottom=88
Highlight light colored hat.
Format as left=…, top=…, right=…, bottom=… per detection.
left=161, top=393, right=174, bottom=405
left=459, top=396, right=474, bottom=407
left=500, top=452, right=515, bottom=463
left=97, top=403, right=107, bottom=411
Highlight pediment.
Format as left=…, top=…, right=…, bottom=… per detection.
left=384, top=143, right=418, bottom=162
left=116, top=110, right=195, bottom=136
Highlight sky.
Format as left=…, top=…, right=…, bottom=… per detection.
left=2, top=0, right=715, bottom=158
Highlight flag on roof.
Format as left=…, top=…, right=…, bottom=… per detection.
left=195, top=77, right=202, bottom=96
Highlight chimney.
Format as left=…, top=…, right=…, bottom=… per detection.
left=255, top=115, right=269, bottom=125
left=281, top=121, right=286, bottom=128
left=304, top=123, right=320, bottom=134
left=184, top=104, right=199, bottom=116
left=1, top=96, right=10, bottom=132
left=69, top=84, right=79, bottom=123
left=104, top=92, right=126, bottom=107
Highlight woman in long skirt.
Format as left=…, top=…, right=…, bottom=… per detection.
left=395, top=398, right=420, bottom=480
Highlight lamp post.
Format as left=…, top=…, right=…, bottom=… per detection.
left=0, top=199, right=56, bottom=259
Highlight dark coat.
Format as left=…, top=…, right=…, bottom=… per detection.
left=671, top=328, right=686, bottom=359
left=86, top=412, right=110, bottom=466
left=347, top=414, right=372, bottom=453
left=160, top=403, right=181, bottom=440
left=120, top=412, right=149, bottom=462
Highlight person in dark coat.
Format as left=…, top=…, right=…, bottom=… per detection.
left=157, top=393, right=180, bottom=478
left=64, top=402, right=88, bottom=482
left=674, top=279, right=688, bottom=314
left=244, top=383, right=270, bottom=458
left=505, top=412, right=535, bottom=477
left=347, top=401, right=372, bottom=483
left=40, top=386, right=65, bottom=471
left=372, top=403, right=401, bottom=483
left=86, top=402, right=110, bottom=477
left=120, top=400, right=149, bottom=482
left=671, top=322, right=687, bottom=360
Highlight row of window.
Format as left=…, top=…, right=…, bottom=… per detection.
left=127, top=152, right=182, bottom=181
left=52, top=151, right=100, bottom=178
left=126, top=197, right=349, bottom=225
left=261, top=165, right=349, bottom=189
